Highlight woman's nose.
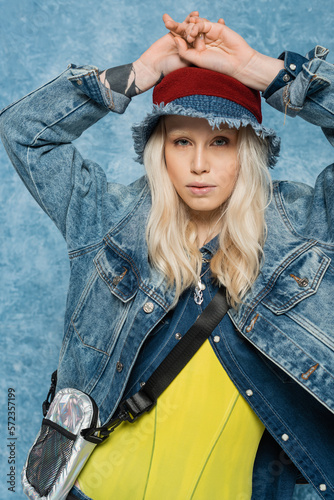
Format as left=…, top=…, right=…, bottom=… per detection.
left=190, top=146, right=210, bottom=174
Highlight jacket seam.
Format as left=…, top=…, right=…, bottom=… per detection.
left=263, top=254, right=329, bottom=311
left=273, top=180, right=334, bottom=249
left=71, top=320, right=110, bottom=356
left=238, top=240, right=317, bottom=326
left=26, top=99, right=92, bottom=231
left=213, top=334, right=333, bottom=492
left=68, top=240, right=105, bottom=259
left=286, top=309, right=334, bottom=351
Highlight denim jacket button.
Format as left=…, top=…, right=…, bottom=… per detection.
left=112, top=276, right=121, bottom=286
left=319, top=484, right=327, bottom=492
left=213, top=335, right=220, bottom=343
left=246, top=389, right=253, bottom=397
left=143, top=302, right=154, bottom=313
left=289, top=63, right=297, bottom=71
left=175, top=333, right=182, bottom=340
left=283, top=74, right=291, bottom=82
left=116, top=361, right=124, bottom=372
left=282, top=433, right=289, bottom=441
left=76, top=79, right=83, bottom=85
left=298, top=278, right=309, bottom=287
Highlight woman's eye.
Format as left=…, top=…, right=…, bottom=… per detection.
left=212, top=137, right=228, bottom=146
left=175, top=139, right=190, bottom=146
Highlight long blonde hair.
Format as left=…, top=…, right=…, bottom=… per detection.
left=143, top=118, right=272, bottom=308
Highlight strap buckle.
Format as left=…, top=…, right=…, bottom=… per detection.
left=119, top=390, right=155, bottom=422
left=81, top=391, right=155, bottom=444
left=42, top=370, right=58, bottom=417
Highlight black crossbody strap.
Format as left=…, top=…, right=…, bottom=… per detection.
left=141, top=286, right=228, bottom=401
left=82, top=287, right=229, bottom=443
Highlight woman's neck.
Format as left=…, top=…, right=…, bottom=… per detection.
left=192, top=212, right=224, bottom=248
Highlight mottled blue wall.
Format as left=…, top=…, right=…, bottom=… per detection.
left=0, top=0, right=333, bottom=498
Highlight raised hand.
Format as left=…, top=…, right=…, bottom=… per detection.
left=163, top=14, right=284, bottom=91
left=99, top=12, right=200, bottom=98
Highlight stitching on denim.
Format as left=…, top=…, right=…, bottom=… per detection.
left=121, top=307, right=186, bottom=399
left=251, top=313, right=334, bottom=384
left=103, top=237, right=170, bottom=310
left=71, top=320, right=110, bottom=356
left=95, top=256, right=129, bottom=301
left=263, top=255, right=330, bottom=312
left=273, top=180, right=334, bottom=249
left=72, top=269, right=99, bottom=323
left=272, top=182, right=304, bottom=236
left=139, top=282, right=170, bottom=310
left=286, top=309, right=334, bottom=352
left=26, top=146, right=54, bottom=223
left=212, top=328, right=332, bottom=490
left=69, top=240, right=105, bottom=260
left=96, top=243, right=139, bottom=299
left=28, top=98, right=95, bottom=233
left=106, top=183, right=150, bottom=236
left=283, top=84, right=303, bottom=111
left=238, top=240, right=317, bottom=327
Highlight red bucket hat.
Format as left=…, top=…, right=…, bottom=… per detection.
left=132, top=67, right=280, bottom=167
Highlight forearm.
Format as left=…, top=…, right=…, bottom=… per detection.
left=99, top=59, right=163, bottom=97
left=236, top=52, right=284, bottom=92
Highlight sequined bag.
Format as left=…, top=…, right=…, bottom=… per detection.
left=21, top=387, right=100, bottom=500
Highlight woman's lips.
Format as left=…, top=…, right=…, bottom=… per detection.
left=187, top=184, right=216, bottom=195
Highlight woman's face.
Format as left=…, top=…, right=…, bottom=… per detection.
left=164, top=116, right=239, bottom=220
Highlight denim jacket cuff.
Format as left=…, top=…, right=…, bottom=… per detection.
left=67, top=64, right=131, bottom=114
left=264, top=46, right=332, bottom=118
left=262, top=51, right=309, bottom=100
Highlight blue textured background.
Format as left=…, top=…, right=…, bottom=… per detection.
left=0, top=1, right=333, bottom=498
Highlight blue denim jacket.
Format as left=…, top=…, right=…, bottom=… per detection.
left=1, top=47, right=334, bottom=499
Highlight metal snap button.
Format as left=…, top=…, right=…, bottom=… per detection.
left=143, top=302, right=154, bottom=313
left=298, top=278, right=309, bottom=287
left=283, top=74, right=290, bottom=82
left=282, top=433, right=289, bottom=441
left=246, top=389, right=253, bottom=397
left=140, top=381, right=146, bottom=388
left=289, top=63, right=297, bottom=71
left=175, top=333, right=182, bottom=340
left=319, top=484, right=327, bottom=492
left=116, top=361, right=123, bottom=373
left=76, top=79, right=83, bottom=85
left=213, top=336, right=220, bottom=343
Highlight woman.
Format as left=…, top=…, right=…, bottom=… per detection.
left=1, top=12, right=333, bottom=500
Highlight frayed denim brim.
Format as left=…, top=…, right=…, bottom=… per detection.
left=132, top=102, right=281, bottom=168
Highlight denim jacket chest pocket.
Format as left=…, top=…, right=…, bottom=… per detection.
left=261, top=246, right=334, bottom=353
left=262, top=246, right=330, bottom=314
left=70, top=246, right=139, bottom=355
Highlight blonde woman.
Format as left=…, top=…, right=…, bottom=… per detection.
left=1, top=11, right=333, bottom=500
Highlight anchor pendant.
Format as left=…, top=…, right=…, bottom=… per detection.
left=194, top=280, right=206, bottom=305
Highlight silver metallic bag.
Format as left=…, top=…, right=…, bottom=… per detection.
left=21, top=388, right=100, bottom=500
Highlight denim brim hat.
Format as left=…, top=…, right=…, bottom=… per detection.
left=132, top=67, right=280, bottom=168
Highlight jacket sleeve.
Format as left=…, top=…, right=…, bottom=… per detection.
left=263, top=46, right=334, bottom=147
left=0, top=64, right=131, bottom=243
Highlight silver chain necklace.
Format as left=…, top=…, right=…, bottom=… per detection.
left=194, top=262, right=211, bottom=305
left=193, top=209, right=226, bottom=305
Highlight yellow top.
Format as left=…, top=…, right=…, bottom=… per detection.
left=78, top=340, right=264, bottom=500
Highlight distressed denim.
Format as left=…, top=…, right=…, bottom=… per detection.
left=1, top=47, right=334, bottom=499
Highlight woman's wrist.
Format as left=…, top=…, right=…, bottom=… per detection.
left=132, top=58, right=163, bottom=93
left=236, top=52, right=285, bottom=91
